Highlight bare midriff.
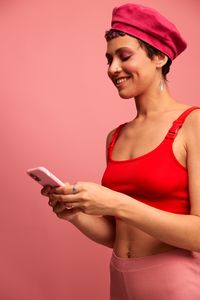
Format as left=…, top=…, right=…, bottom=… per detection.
left=113, top=219, right=178, bottom=258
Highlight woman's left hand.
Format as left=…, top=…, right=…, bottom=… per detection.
left=49, top=182, right=120, bottom=216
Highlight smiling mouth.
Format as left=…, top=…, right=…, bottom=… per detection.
left=114, top=76, right=131, bottom=87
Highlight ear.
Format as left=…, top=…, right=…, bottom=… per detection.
left=153, top=53, right=168, bottom=68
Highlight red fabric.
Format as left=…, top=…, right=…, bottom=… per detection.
left=111, top=3, right=187, bottom=61
left=101, top=107, right=200, bottom=214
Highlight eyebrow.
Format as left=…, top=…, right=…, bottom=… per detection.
left=105, top=47, right=133, bottom=58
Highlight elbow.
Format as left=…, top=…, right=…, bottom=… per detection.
left=188, top=236, right=200, bottom=253
left=107, top=244, right=114, bottom=249
left=104, top=236, right=115, bottom=248
left=194, top=241, right=200, bottom=253
left=104, top=233, right=116, bottom=248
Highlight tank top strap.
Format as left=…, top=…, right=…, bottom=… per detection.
left=108, top=123, right=127, bottom=159
left=165, top=106, right=200, bottom=140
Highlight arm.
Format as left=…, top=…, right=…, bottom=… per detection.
left=115, top=196, right=200, bottom=252
left=70, top=213, right=115, bottom=248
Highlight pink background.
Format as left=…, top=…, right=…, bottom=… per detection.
left=0, top=0, right=199, bottom=299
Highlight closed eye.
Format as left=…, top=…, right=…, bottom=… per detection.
left=120, top=55, right=131, bottom=61
left=106, top=56, right=131, bottom=66
left=120, top=55, right=132, bottom=61
left=106, top=55, right=131, bottom=65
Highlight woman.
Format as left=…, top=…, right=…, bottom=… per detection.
left=42, top=3, right=200, bottom=299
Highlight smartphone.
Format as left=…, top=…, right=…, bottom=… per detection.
left=27, top=166, right=65, bottom=187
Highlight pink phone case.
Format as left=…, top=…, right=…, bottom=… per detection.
left=27, top=167, right=65, bottom=187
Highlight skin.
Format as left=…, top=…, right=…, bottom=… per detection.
left=42, top=35, right=200, bottom=258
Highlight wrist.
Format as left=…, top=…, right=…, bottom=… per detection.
left=110, top=191, right=128, bottom=217
left=112, top=192, right=136, bottom=220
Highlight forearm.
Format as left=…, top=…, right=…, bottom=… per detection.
left=114, top=193, right=200, bottom=252
left=70, top=213, right=115, bottom=248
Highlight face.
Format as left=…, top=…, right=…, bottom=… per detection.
left=106, top=35, right=160, bottom=99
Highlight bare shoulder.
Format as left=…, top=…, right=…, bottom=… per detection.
left=106, top=127, right=118, bottom=148
left=183, top=108, right=200, bottom=134
left=183, top=108, right=200, bottom=214
left=104, top=127, right=118, bottom=163
left=182, top=108, right=200, bottom=148
left=106, top=121, right=129, bottom=146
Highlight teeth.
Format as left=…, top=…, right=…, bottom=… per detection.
left=116, top=77, right=129, bottom=85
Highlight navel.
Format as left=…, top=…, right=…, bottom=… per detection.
left=127, top=250, right=132, bottom=258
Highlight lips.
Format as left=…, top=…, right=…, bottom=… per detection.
left=114, top=76, right=131, bottom=87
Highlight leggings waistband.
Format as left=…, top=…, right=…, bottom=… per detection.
left=111, top=248, right=198, bottom=272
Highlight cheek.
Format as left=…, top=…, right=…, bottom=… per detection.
left=123, top=58, right=149, bottom=76
left=135, top=62, right=155, bottom=81
left=123, top=60, right=137, bottom=74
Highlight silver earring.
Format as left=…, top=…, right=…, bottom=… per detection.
left=159, top=80, right=164, bottom=92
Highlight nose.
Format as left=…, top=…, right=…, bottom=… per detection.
left=108, top=59, right=122, bottom=78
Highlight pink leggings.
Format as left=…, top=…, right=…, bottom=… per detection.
left=110, top=249, right=200, bottom=300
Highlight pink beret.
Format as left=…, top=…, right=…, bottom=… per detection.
left=111, top=3, right=187, bottom=61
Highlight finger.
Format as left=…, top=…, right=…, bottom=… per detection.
left=51, top=198, right=79, bottom=211
left=64, top=202, right=80, bottom=210
left=53, top=202, right=72, bottom=214
left=53, top=183, right=80, bottom=195
left=55, top=204, right=66, bottom=214
left=51, top=182, right=70, bottom=194
left=41, top=185, right=52, bottom=196
left=48, top=198, right=58, bottom=207
left=49, top=194, right=60, bottom=206
left=56, top=207, right=80, bottom=219
left=71, top=183, right=79, bottom=195
left=50, top=193, right=79, bottom=203
left=49, top=197, right=78, bottom=212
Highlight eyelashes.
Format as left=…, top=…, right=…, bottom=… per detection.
left=121, top=55, right=132, bottom=61
left=106, top=55, right=132, bottom=66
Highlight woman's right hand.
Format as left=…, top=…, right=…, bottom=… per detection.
left=41, top=184, right=82, bottom=223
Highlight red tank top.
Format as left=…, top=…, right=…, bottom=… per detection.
left=101, top=107, right=200, bottom=214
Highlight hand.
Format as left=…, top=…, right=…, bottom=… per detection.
left=41, top=184, right=83, bottom=222
left=49, top=182, right=120, bottom=216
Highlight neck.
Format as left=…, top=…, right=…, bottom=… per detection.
left=134, top=84, right=178, bottom=118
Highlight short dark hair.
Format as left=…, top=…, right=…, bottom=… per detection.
left=105, top=29, right=172, bottom=80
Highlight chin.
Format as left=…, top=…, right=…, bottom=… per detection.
left=118, top=91, right=135, bottom=99
left=117, top=85, right=138, bottom=99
